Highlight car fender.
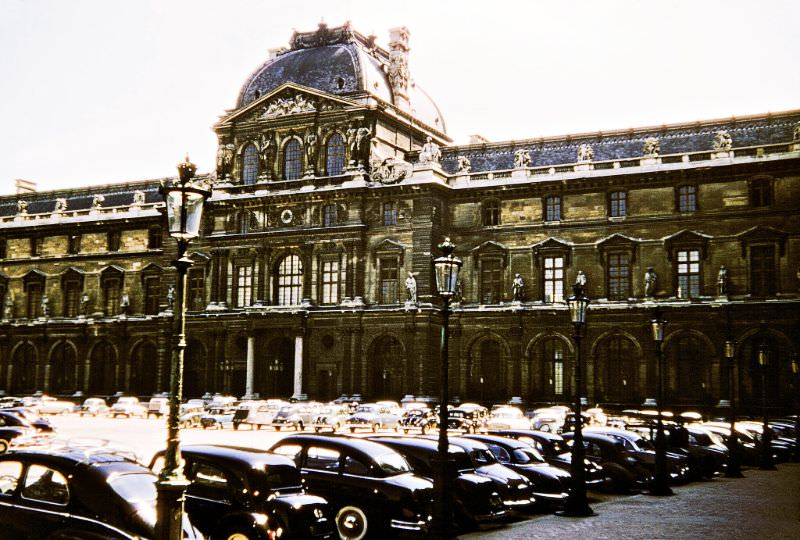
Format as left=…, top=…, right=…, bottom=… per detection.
left=213, top=511, right=273, bottom=540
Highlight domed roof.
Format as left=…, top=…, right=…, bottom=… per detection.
left=236, top=24, right=445, bottom=133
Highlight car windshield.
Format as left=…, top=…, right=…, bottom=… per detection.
left=374, top=452, right=412, bottom=475
left=108, top=472, right=157, bottom=504
left=492, top=409, right=521, bottom=419
left=512, top=447, right=545, bottom=464
left=264, top=465, right=303, bottom=491
left=452, top=452, right=474, bottom=471
left=356, top=406, right=377, bottom=414
left=470, top=449, right=497, bottom=465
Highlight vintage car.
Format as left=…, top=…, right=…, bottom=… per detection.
left=369, top=436, right=507, bottom=530
left=2, top=407, right=55, bottom=433
left=345, top=403, right=402, bottom=433
left=78, top=397, right=110, bottom=417
left=562, top=431, right=654, bottom=493
left=530, top=407, right=568, bottom=433
left=146, top=396, right=170, bottom=418
left=109, top=396, right=147, bottom=418
left=463, top=434, right=571, bottom=507
left=398, top=407, right=438, bottom=434
left=488, top=429, right=606, bottom=487
left=448, top=403, right=489, bottom=433
left=311, top=404, right=351, bottom=433
left=151, top=445, right=335, bottom=539
left=269, top=434, right=433, bottom=539
left=0, top=411, right=51, bottom=453
left=486, top=406, right=532, bottom=431
left=36, top=396, right=76, bottom=415
left=200, top=406, right=237, bottom=429
left=0, top=446, right=202, bottom=539
left=443, top=437, right=537, bottom=511
left=270, top=403, right=321, bottom=431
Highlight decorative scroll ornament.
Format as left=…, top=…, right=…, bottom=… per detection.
left=370, top=156, right=412, bottom=184
left=513, top=149, right=531, bottom=168
left=17, top=200, right=28, bottom=214
left=262, top=95, right=316, bottom=118
left=577, top=144, right=594, bottom=162
left=456, top=155, right=472, bottom=173
left=713, top=130, right=733, bottom=151
left=290, top=22, right=354, bottom=50
left=643, top=137, right=660, bottom=157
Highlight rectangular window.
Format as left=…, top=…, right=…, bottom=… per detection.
left=63, top=281, right=81, bottom=317
left=609, top=191, right=627, bottom=218
left=148, top=227, right=163, bottom=249
left=0, top=238, right=6, bottom=259
left=143, top=277, right=160, bottom=315
left=383, top=202, right=397, bottom=226
left=750, top=245, right=775, bottom=296
left=235, top=266, right=253, bottom=307
left=321, top=260, right=340, bottom=304
left=67, top=235, right=81, bottom=255
left=107, top=231, right=121, bottom=252
left=188, top=269, right=205, bottom=311
left=554, top=350, right=564, bottom=396
left=30, top=237, right=43, bottom=257
left=676, top=249, right=701, bottom=298
left=544, top=196, right=561, bottom=222
left=749, top=179, right=772, bottom=207
left=26, top=283, right=42, bottom=318
left=379, top=257, right=399, bottom=303
left=483, top=201, right=500, bottom=226
left=480, top=258, right=503, bottom=304
left=323, top=204, right=337, bottom=227
left=543, top=256, right=565, bottom=303
left=607, top=252, right=631, bottom=300
left=678, top=185, right=697, bottom=212
left=104, top=279, right=121, bottom=316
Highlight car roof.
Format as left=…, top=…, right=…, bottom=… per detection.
left=463, top=434, right=528, bottom=449
left=369, top=436, right=467, bottom=455
left=273, top=434, right=398, bottom=455
left=563, top=432, right=620, bottom=445
left=2, top=446, right=145, bottom=470
left=490, top=429, right=564, bottom=442
left=178, top=445, right=296, bottom=468
left=445, top=437, right=491, bottom=451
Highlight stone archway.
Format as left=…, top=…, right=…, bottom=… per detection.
left=129, top=341, right=157, bottom=397
left=11, top=343, right=38, bottom=394
left=184, top=339, right=207, bottom=399
left=367, top=335, right=404, bottom=401
left=49, top=341, right=77, bottom=394
left=466, top=337, right=508, bottom=405
left=595, top=334, right=639, bottom=405
left=89, top=341, right=117, bottom=396
left=257, top=337, right=294, bottom=398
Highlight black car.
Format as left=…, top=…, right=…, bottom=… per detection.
left=151, top=445, right=335, bottom=539
left=398, top=408, right=438, bottom=434
left=463, top=434, right=571, bottom=508
left=488, top=429, right=606, bottom=488
left=0, top=410, right=46, bottom=453
left=369, top=436, right=507, bottom=530
left=442, top=437, right=537, bottom=511
left=448, top=404, right=488, bottom=433
left=269, top=434, right=433, bottom=540
left=563, top=431, right=652, bottom=493
left=2, top=407, right=55, bottom=433
left=0, top=446, right=201, bottom=539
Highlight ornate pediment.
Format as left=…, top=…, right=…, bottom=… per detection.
left=663, top=229, right=712, bottom=261
left=471, top=240, right=508, bottom=267
left=532, top=237, right=573, bottom=265
left=216, top=83, right=357, bottom=127
left=737, top=226, right=787, bottom=257
left=373, top=238, right=407, bottom=265
left=596, top=233, right=640, bottom=263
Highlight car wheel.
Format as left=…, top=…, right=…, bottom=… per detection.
left=349, top=427, right=356, bottom=433
left=541, top=424, right=550, bottom=432
left=336, top=505, right=368, bottom=540
left=403, top=428, right=409, bottom=434
left=371, top=423, right=379, bottom=433
left=215, top=526, right=259, bottom=540
left=275, top=426, right=282, bottom=432
left=233, top=422, right=240, bottom=431
left=0, top=440, right=9, bottom=453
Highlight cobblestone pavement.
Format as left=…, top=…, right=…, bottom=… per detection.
left=462, top=464, right=800, bottom=540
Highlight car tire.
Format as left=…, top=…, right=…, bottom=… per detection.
left=336, top=505, right=368, bottom=540
left=371, top=423, right=379, bottom=433
left=349, top=427, right=356, bottom=433
left=214, top=525, right=259, bottom=540
left=0, top=439, right=9, bottom=453
left=403, top=428, right=409, bottom=434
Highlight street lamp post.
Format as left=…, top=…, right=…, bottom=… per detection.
left=157, top=156, right=210, bottom=540
left=561, top=281, right=593, bottom=517
left=432, top=237, right=462, bottom=539
left=792, top=356, right=800, bottom=462
left=650, top=310, right=673, bottom=496
left=758, top=345, right=776, bottom=470
left=724, top=339, right=743, bottom=477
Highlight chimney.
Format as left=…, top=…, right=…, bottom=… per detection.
left=469, top=134, right=490, bottom=145
left=15, top=179, right=36, bottom=194
left=388, top=26, right=411, bottom=111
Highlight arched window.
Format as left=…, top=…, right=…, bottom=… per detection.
left=242, top=143, right=259, bottom=185
left=284, top=139, right=302, bottom=180
left=536, top=338, right=566, bottom=399
left=598, top=336, right=637, bottom=404
left=11, top=343, right=37, bottom=394
left=50, top=341, right=76, bottom=394
left=673, top=335, right=706, bottom=402
left=326, top=134, right=345, bottom=176
left=276, top=255, right=303, bottom=305
left=89, top=341, right=117, bottom=395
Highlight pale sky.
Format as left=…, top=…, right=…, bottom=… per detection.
left=1, top=0, right=797, bottom=193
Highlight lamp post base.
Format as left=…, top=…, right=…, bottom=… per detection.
left=156, top=476, right=191, bottom=540
left=557, top=498, right=595, bottom=517
left=648, top=483, right=674, bottom=497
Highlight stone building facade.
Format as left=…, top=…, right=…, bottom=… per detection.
left=1, top=23, right=799, bottom=414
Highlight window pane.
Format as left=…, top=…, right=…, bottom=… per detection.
left=607, top=253, right=630, bottom=300
left=483, top=201, right=500, bottom=226
left=235, top=266, right=252, bottom=307
left=383, top=202, right=397, bottom=226
left=242, top=144, right=259, bottom=185
left=676, top=249, right=701, bottom=298
left=278, top=255, right=303, bottom=305
left=750, top=245, right=775, bottom=296
left=481, top=259, right=502, bottom=303
left=543, top=256, right=565, bottom=303
left=326, top=134, right=345, bottom=176
left=545, top=197, right=561, bottom=221
left=678, top=185, right=697, bottom=212
left=284, top=140, right=302, bottom=180
left=610, top=191, right=626, bottom=217
left=321, top=260, right=339, bottom=304
left=380, top=258, right=398, bottom=303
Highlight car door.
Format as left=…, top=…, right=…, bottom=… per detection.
left=183, top=458, right=241, bottom=536
left=0, top=459, right=27, bottom=539
left=14, top=463, right=70, bottom=539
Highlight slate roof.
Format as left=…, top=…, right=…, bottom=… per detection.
left=439, top=110, right=800, bottom=174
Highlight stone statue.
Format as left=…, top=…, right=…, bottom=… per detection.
left=167, top=286, right=175, bottom=310
left=574, top=270, right=587, bottom=297
left=259, top=132, right=276, bottom=175
left=455, top=278, right=464, bottom=303
left=3, top=291, right=13, bottom=319
left=794, top=122, right=800, bottom=142
left=717, top=265, right=728, bottom=296
left=419, top=136, right=441, bottom=165
left=388, top=49, right=409, bottom=96
left=643, top=137, right=660, bottom=157
left=405, top=272, right=417, bottom=304
left=120, top=292, right=130, bottom=314
left=54, top=198, right=68, bottom=213
left=512, top=273, right=525, bottom=302
left=305, top=131, right=319, bottom=173
left=713, top=130, right=733, bottom=152
left=514, top=149, right=531, bottom=168
left=80, top=292, right=90, bottom=316
left=17, top=200, right=28, bottom=214
left=348, top=126, right=372, bottom=167
left=456, top=155, right=471, bottom=173
left=92, top=194, right=105, bottom=208
left=644, top=267, right=657, bottom=297
left=40, top=294, right=49, bottom=317
left=132, top=190, right=145, bottom=206
left=216, top=142, right=236, bottom=179
left=577, top=144, right=594, bottom=162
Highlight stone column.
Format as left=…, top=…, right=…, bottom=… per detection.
left=293, top=335, right=304, bottom=398
left=245, top=336, right=255, bottom=398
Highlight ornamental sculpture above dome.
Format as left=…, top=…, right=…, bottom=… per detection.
left=236, top=22, right=446, bottom=133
